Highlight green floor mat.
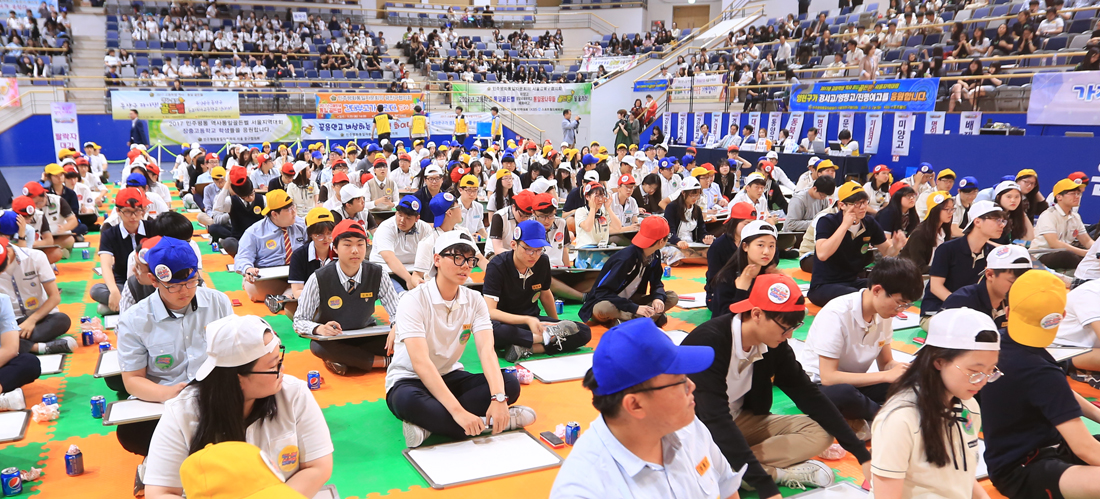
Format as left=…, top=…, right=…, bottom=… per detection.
left=322, top=400, right=429, bottom=495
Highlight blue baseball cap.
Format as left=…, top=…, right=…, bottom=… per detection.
left=125, top=172, right=148, bottom=187
left=502, top=153, right=516, bottom=163
left=512, top=219, right=550, bottom=248
left=420, top=158, right=433, bottom=169
left=642, top=144, right=654, bottom=151
left=681, top=154, right=695, bottom=165
left=916, top=162, right=934, bottom=174
left=1000, top=174, right=1015, bottom=182
left=592, top=318, right=715, bottom=396
left=396, top=194, right=422, bottom=215
left=366, top=143, right=382, bottom=154
left=958, top=176, right=980, bottom=191
left=429, top=192, right=457, bottom=227
left=311, top=151, right=324, bottom=160
left=145, top=237, right=198, bottom=284
left=581, top=154, right=598, bottom=166
left=0, top=211, right=18, bottom=236
left=659, top=158, right=674, bottom=169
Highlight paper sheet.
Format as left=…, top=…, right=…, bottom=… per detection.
left=38, top=354, right=64, bottom=375
left=664, top=329, right=689, bottom=345
left=976, top=439, right=988, bottom=480
left=106, top=314, right=120, bottom=329
left=518, top=353, right=594, bottom=383
left=0, top=410, right=29, bottom=443
left=73, top=242, right=91, bottom=248
left=95, top=349, right=121, bottom=378
left=676, top=291, right=708, bottom=309
left=104, top=400, right=165, bottom=425
left=867, top=350, right=916, bottom=373
left=257, top=265, right=289, bottom=280
left=302, top=325, right=390, bottom=341
left=404, top=431, right=562, bottom=489
left=1047, top=346, right=1092, bottom=362
left=788, top=481, right=869, bottom=498
left=891, top=311, right=922, bottom=331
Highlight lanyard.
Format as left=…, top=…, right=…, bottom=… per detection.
left=9, top=275, right=26, bottom=317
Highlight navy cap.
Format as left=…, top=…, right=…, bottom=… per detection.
left=659, top=158, right=675, bottom=169
left=512, top=219, right=550, bottom=248
left=125, top=172, right=148, bottom=187
left=917, top=162, right=934, bottom=174
left=581, top=154, right=598, bottom=166
left=0, top=211, right=17, bottom=236
left=502, top=153, right=516, bottom=163
left=958, top=176, right=980, bottom=191
left=146, top=237, right=198, bottom=284
left=1000, top=174, right=1015, bottom=182
left=429, top=192, right=457, bottom=227
left=681, top=154, right=695, bottom=165
left=396, top=194, right=422, bottom=214
left=592, top=318, right=715, bottom=395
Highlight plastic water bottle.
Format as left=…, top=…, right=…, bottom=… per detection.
left=90, top=317, right=102, bottom=334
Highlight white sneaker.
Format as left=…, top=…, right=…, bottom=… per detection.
left=403, top=421, right=431, bottom=448
left=0, top=388, right=26, bottom=411
left=776, top=459, right=834, bottom=490
left=506, top=405, right=537, bottom=430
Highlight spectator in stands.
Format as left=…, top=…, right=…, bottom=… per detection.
left=1078, top=47, right=1100, bottom=70
left=1038, top=7, right=1065, bottom=36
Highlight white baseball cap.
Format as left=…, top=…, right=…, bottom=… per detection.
left=583, top=170, right=600, bottom=183
left=926, top=308, right=1001, bottom=351
left=196, top=315, right=280, bottom=381
left=339, top=184, right=365, bottom=204
left=807, top=156, right=820, bottom=168
left=292, top=161, right=310, bottom=175
left=740, top=220, right=778, bottom=241
left=433, top=229, right=479, bottom=254
left=529, top=177, right=555, bottom=194
left=993, top=181, right=1021, bottom=200
left=987, top=244, right=1032, bottom=270
left=424, top=165, right=444, bottom=177
left=765, top=151, right=779, bottom=162
left=963, top=200, right=1003, bottom=230
left=744, top=172, right=767, bottom=185
left=680, top=176, right=701, bottom=191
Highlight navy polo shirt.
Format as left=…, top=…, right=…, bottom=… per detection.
left=919, top=237, right=993, bottom=316
left=810, top=213, right=886, bottom=287
left=981, top=331, right=1082, bottom=476
left=941, top=281, right=1006, bottom=328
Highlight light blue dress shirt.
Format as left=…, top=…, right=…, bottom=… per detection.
left=234, top=217, right=308, bottom=273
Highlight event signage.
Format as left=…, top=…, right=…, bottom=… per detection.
left=891, top=112, right=915, bottom=156
left=864, top=111, right=883, bottom=154
left=790, top=78, right=939, bottom=112
left=579, top=55, right=639, bottom=73
left=634, top=79, right=670, bottom=92
left=709, top=112, right=722, bottom=136
left=0, top=1, right=56, bottom=17
left=694, top=112, right=704, bottom=141
left=838, top=112, right=854, bottom=136
left=452, top=82, right=592, bottom=114
left=662, top=112, right=671, bottom=140
left=669, top=74, right=725, bottom=101
left=767, top=113, right=782, bottom=142
left=747, top=112, right=761, bottom=136
left=959, top=111, right=982, bottom=135
left=786, top=111, right=805, bottom=140
left=300, top=112, right=494, bottom=140
left=1027, top=71, right=1100, bottom=126
left=925, top=111, right=946, bottom=134
left=50, top=102, right=79, bottom=159
left=813, top=112, right=829, bottom=140
left=315, top=93, right=421, bottom=119
left=676, top=112, right=686, bottom=144
left=111, top=91, right=240, bottom=120
left=149, top=115, right=302, bottom=145
left=727, top=113, right=740, bottom=139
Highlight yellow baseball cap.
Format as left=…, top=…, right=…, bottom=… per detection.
left=58, top=149, right=75, bottom=160
left=44, top=163, right=64, bottom=176
left=84, top=142, right=101, bottom=149
left=459, top=174, right=480, bottom=188
left=690, top=167, right=711, bottom=177
left=1053, top=178, right=1083, bottom=196
left=305, top=206, right=335, bottom=227
left=816, top=159, right=837, bottom=171
left=1015, top=168, right=1037, bottom=181
left=837, top=181, right=865, bottom=202
left=180, top=441, right=302, bottom=499
left=925, top=190, right=953, bottom=215
left=1007, top=270, right=1067, bottom=348
left=211, top=166, right=227, bottom=179
left=937, top=169, right=956, bottom=180
left=494, top=169, right=511, bottom=179
left=616, top=143, right=627, bottom=150
left=261, top=189, right=293, bottom=215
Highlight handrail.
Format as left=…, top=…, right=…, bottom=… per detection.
left=777, top=49, right=1088, bottom=78
left=631, top=5, right=766, bottom=83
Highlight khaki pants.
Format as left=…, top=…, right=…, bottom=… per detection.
left=734, top=411, right=834, bottom=481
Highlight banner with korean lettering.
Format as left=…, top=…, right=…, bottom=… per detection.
left=111, top=91, right=240, bottom=120
left=315, top=92, right=422, bottom=119
left=300, top=112, right=494, bottom=140
left=1027, top=71, right=1100, bottom=125
left=579, top=55, right=640, bottom=73
left=676, top=113, right=687, bottom=144
left=864, top=111, right=883, bottom=154
left=634, top=79, right=670, bottom=93
left=0, top=1, right=56, bottom=19
left=891, top=112, right=914, bottom=156
left=767, top=113, right=782, bottom=141
left=747, top=112, right=761, bottom=135
left=452, top=82, right=592, bottom=114
left=669, top=74, right=726, bottom=101
left=960, top=111, right=982, bottom=135
left=786, top=111, right=805, bottom=139
left=50, top=102, right=79, bottom=159
left=790, top=78, right=940, bottom=112
left=838, top=112, right=855, bottom=136
left=813, top=112, right=829, bottom=139
left=149, top=115, right=303, bottom=145
left=925, top=111, right=946, bottom=134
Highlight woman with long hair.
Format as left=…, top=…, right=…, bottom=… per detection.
left=864, top=165, right=893, bottom=215
left=870, top=308, right=999, bottom=499
left=555, top=165, right=574, bottom=195
left=992, top=181, right=1033, bottom=245
left=662, top=178, right=715, bottom=265
left=487, top=168, right=514, bottom=212
left=143, top=316, right=334, bottom=499
left=633, top=173, right=664, bottom=214
left=287, top=161, right=317, bottom=219
left=649, top=125, right=665, bottom=146
left=711, top=219, right=781, bottom=316
left=1014, top=169, right=1048, bottom=220
left=704, top=202, right=759, bottom=310
left=876, top=183, right=919, bottom=238
left=899, top=192, right=955, bottom=271
left=716, top=159, right=740, bottom=200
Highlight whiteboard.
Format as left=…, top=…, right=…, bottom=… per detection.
left=664, top=329, right=690, bottom=346
left=106, top=314, right=120, bottom=329
left=517, top=353, right=593, bottom=383
left=403, top=431, right=562, bottom=489
left=103, top=400, right=165, bottom=426
left=312, top=485, right=339, bottom=499
left=676, top=291, right=708, bottom=310
left=95, top=349, right=121, bottom=378
left=1047, top=346, right=1092, bottom=362
left=892, top=312, right=922, bottom=331
left=299, top=325, right=390, bottom=341
left=38, top=353, right=64, bottom=375
left=789, top=481, right=869, bottom=498
left=257, top=265, right=290, bottom=281
left=0, top=410, right=30, bottom=443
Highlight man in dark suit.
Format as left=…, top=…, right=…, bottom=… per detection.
left=128, top=109, right=148, bottom=147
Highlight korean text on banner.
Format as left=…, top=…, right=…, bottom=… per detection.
left=925, top=111, right=946, bottom=134
left=111, top=91, right=240, bottom=120
left=579, top=55, right=639, bottom=73
left=709, top=113, right=722, bottom=137
left=452, top=82, right=592, bottom=114
left=747, top=112, right=761, bottom=134
left=814, top=112, right=829, bottom=139
left=838, top=112, right=855, bottom=136
left=864, top=111, right=883, bottom=154
left=0, top=1, right=56, bottom=17
left=149, top=115, right=302, bottom=145
left=316, top=93, right=421, bottom=119
left=767, top=113, right=782, bottom=141
left=791, top=78, right=939, bottom=112
left=1028, top=72, right=1100, bottom=126
left=634, top=79, right=670, bottom=93
left=960, top=111, right=982, bottom=135
left=669, top=74, right=726, bottom=101
left=301, top=112, right=492, bottom=140
left=787, top=112, right=805, bottom=139
left=0, top=78, right=18, bottom=108
left=892, top=113, right=913, bottom=156
left=662, top=112, right=671, bottom=140
left=676, top=113, right=687, bottom=144
left=50, top=102, right=80, bottom=159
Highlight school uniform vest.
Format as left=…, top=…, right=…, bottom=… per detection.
left=315, top=261, right=382, bottom=329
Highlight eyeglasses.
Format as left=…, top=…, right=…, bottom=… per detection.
left=891, top=297, right=913, bottom=312
left=242, top=345, right=286, bottom=375
left=120, top=208, right=145, bottom=217
left=159, top=277, right=199, bottom=293
left=955, top=365, right=1003, bottom=384
left=518, top=243, right=544, bottom=256
left=534, top=212, right=555, bottom=222
left=772, top=317, right=803, bottom=335
left=441, top=252, right=478, bottom=267
left=979, top=217, right=1008, bottom=226
left=628, top=377, right=690, bottom=395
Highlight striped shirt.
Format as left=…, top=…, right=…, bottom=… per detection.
left=292, top=262, right=402, bottom=335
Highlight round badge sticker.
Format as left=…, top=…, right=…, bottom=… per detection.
left=253, top=206, right=262, bottom=215
left=1074, top=178, right=1084, bottom=185
left=513, top=226, right=523, bottom=240
left=265, top=239, right=278, bottom=250
left=277, top=445, right=300, bottom=472
left=767, top=283, right=791, bottom=304
left=1040, top=312, right=1063, bottom=330
left=24, top=205, right=34, bottom=216
left=959, top=179, right=969, bottom=188
left=444, top=192, right=455, bottom=202
left=551, top=197, right=560, bottom=208
left=410, top=199, right=420, bottom=211
left=933, top=193, right=945, bottom=205
left=21, top=187, right=28, bottom=196
left=328, top=296, right=343, bottom=309
left=554, top=231, right=565, bottom=242
left=154, top=264, right=173, bottom=282
left=24, top=297, right=37, bottom=309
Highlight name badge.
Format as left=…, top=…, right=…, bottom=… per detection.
left=360, top=292, right=373, bottom=298
left=695, top=456, right=711, bottom=476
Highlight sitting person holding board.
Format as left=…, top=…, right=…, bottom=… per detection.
left=293, top=219, right=402, bottom=376
left=144, top=315, right=333, bottom=499
left=683, top=273, right=873, bottom=495
left=483, top=219, right=591, bottom=363
left=798, top=257, right=924, bottom=432
left=90, top=188, right=150, bottom=314
left=385, top=231, right=536, bottom=448
left=1052, top=272, right=1100, bottom=387
left=234, top=189, right=306, bottom=313
left=286, top=207, right=336, bottom=302
left=662, top=176, right=715, bottom=266
left=579, top=216, right=678, bottom=327
left=370, top=195, right=434, bottom=292
left=0, top=241, right=42, bottom=412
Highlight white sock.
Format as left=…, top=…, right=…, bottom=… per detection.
left=543, top=332, right=553, bottom=345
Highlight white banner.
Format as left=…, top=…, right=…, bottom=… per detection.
left=292, top=11, right=308, bottom=22
left=670, top=74, right=726, bottom=101
left=111, top=90, right=240, bottom=120
left=892, top=113, right=913, bottom=156
left=960, top=111, right=982, bottom=135
left=728, top=113, right=741, bottom=138
left=709, top=112, right=721, bottom=137
left=50, top=102, right=79, bottom=159
left=662, top=112, right=671, bottom=141
left=149, top=115, right=301, bottom=145
left=453, top=82, right=592, bottom=114
left=925, top=111, right=946, bottom=135
left=864, top=112, right=883, bottom=155
left=676, top=113, right=687, bottom=145
left=767, top=113, right=782, bottom=142
left=578, top=55, right=640, bottom=74
left=786, top=111, right=805, bottom=139
left=814, top=112, right=829, bottom=140
left=747, top=112, right=761, bottom=136
left=694, top=112, right=704, bottom=139
left=838, top=111, right=855, bottom=138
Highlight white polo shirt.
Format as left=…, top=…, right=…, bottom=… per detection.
left=368, top=217, right=433, bottom=273
left=0, top=245, right=55, bottom=318
left=385, top=278, right=493, bottom=392
left=1054, top=279, right=1100, bottom=347
left=144, top=375, right=334, bottom=489
left=1074, top=238, right=1100, bottom=281
left=544, top=218, right=570, bottom=268
left=458, top=198, right=485, bottom=236
left=574, top=206, right=611, bottom=247
left=411, top=226, right=481, bottom=279
left=611, top=194, right=639, bottom=226
left=798, top=289, right=893, bottom=379
left=731, top=190, right=769, bottom=219
left=1030, top=204, right=1087, bottom=256
left=727, top=315, right=766, bottom=419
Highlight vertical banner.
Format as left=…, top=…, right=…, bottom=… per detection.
left=709, top=112, right=721, bottom=136
left=892, top=112, right=913, bottom=156
left=767, top=113, right=782, bottom=142
left=864, top=112, right=883, bottom=155
left=838, top=112, right=855, bottom=137
left=662, top=112, right=671, bottom=141
left=728, top=113, right=741, bottom=138
left=814, top=112, right=829, bottom=139
left=925, top=111, right=946, bottom=135
left=694, top=112, right=704, bottom=136
left=676, top=113, right=687, bottom=144
left=787, top=111, right=805, bottom=140
left=50, top=102, right=80, bottom=159
left=960, top=111, right=982, bottom=135
left=748, top=112, right=761, bottom=135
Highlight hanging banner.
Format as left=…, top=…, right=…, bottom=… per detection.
left=315, top=92, right=422, bottom=119
left=0, top=1, right=57, bottom=15
left=838, top=112, right=855, bottom=136
left=747, top=112, right=761, bottom=135
left=662, top=112, right=671, bottom=140
left=669, top=74, right=726, bottom=101
left=787, top=111, right=805, bottom=139
left=709, top=112, right=722, bottom=137
left=149, top=115, right=303, bottom=146
left=892, top=112, right=913, bottom=156
left=676, top=113, right=687, bottom=145
left=864, top=111, right=883, bottom=155
left=767, top=113, right=782, bottom=142
left=579, top=55, right=640, bottom=73
left=634, top=79, right=670, bottom=93
left=300, top=112, right=494, bottom=140
left=1027, top=72, right=1100, bottom=125
left=0, top=78, right=18, bottom=108
left=814, top=112, right=829, bottom=139
left=925, top=111, right=946, bottom=134
left=452, top=82, right=592, bottom=114
left=959, top=111, right=982, bottom=135
left=50, top=102, right=79, bottom=159
left=790, top=78, right=940, bottom=112
left=111, top=91, right=240, bottom=120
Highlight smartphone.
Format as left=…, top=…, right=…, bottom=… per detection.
left=540, top=431, right=565, bottom=449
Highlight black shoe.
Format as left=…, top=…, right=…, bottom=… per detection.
left=324, top=360, right=348, bottom=376
left=653, top=313, right=668, bottom=328
left=265, top=294, right=285, bottom=314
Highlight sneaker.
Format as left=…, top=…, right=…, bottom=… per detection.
left=41, top=336, right=78, bottom=355
left=134, top=461, right=146, bottom=497
left=504, top=344, right=533, bottom=363
left=847, top=418, right=872, bottom=441
left=776, top=460, right=834, bottom=490
left=0, top=388, right=25, bottom=411
left=97, top=303, right=115, bottom=316
left=1070, top=370, right=1100, bottom=390
left=323, top=360, right=348, bottom=376
left=543, top=321, right=580, bottom=351
left=403, top=421, right=431, bottom=448
left=505, top=405, right=537, bottom=430
left=653, top=313, right=668, bottom=328
left=265, top=294, right=285, bottom=314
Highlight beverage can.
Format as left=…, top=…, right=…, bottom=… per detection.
left=307, top=370, right=322, bottom=390
left=663, top=266, right=671, bottom=278
left=81, top=249, right=90, bottom=260
left=554, top=300, right=564, bottom=315
left=565, top=422, right=580, bottom=446
left=1, top=467, right=21, bottom=496
left=211, top=241, right=219, bottom=252
left=65, top=449, right=84, bottom=476
left=82, top=330, right=95, bottom=347
left=503, top=366, right=517, bottom=376
left=41, top=393, right=57, bottom=406
left=90, top=396, right=106, bottom=419
left=99, top=342, right=111, bottom=352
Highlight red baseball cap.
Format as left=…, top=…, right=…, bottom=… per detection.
left=633, top=216, right=670, bottom=247
left=328, top=218, right=368, bottom=258
left=63, top=165, right=79, bottom=175
left=513, top=189, right=536, bottom=213
left=115, top=187, right=151, bottom=208
left=281, top=162, right=296, bottom=175
left=889, top=181, right=910, bottom=197
left=127, top=149, right=143, bottom=161
left=872, top=164, right=891, bottom=174
left=728, top=202, right=758, bottom=221
left=398, top=153, right=411, bottom=161
left=685, top=147, right=697, bottom=155
left=1069, top=171, right=1090, bottom=185
left=75, top=157, right=89, bottom=166
left=525, top=142, right=538, bottom=150
left=359, top=172, right=374, bottom=184
left=332, top=171, right=350, bottom=184
left=22, top=182, right=45, bottom=198
left=701, top=162, right=715, bottom=172
left=618, top=174, right=637, bottom=186
left=728, top=273, right=806, bottom=314
left=12, top=196, right=35, bottom=217
left=146, top=162, right=161, bottom=176
left=727, top=144, right=740, bottom=152
left=204, top=153, right=218, bottom=162
left=254, top=153, right=269, bottom=165
left=532, top=192, right=557, bottom=211
left=450, top=166, right=469, bottom=184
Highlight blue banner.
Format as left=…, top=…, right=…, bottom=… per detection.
left=634, top=79, right=669, bottom=92
left=790, top=78, right=939, bottom=113
left=1027, top=71, right=1100, bottom=125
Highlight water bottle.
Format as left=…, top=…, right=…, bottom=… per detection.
left=90, top=317, right=103, bottom=334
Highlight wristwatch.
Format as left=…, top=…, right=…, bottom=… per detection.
left=490, top=393, right=508, bottom=403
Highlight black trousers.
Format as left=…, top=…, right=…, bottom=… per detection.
left=116, top=418, right=159, bottom=456
left=310, top=336, right=388, bottom=372
left=808, top=278, right=868, bottom=307
left=817, top=382, right=891, bottom=421
left=1038, top=251, right=1083, bottom=271
left=0, top=352, right=40, bottom=393
left=491, top=316, right=591, bottom=354
left=17, top=313, right=72, bottom=353
left=387, top=369, right=521, bottom=440
left=455, top=134, right=467, bottom=147
left=767, top=187, right=788, bottom=212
